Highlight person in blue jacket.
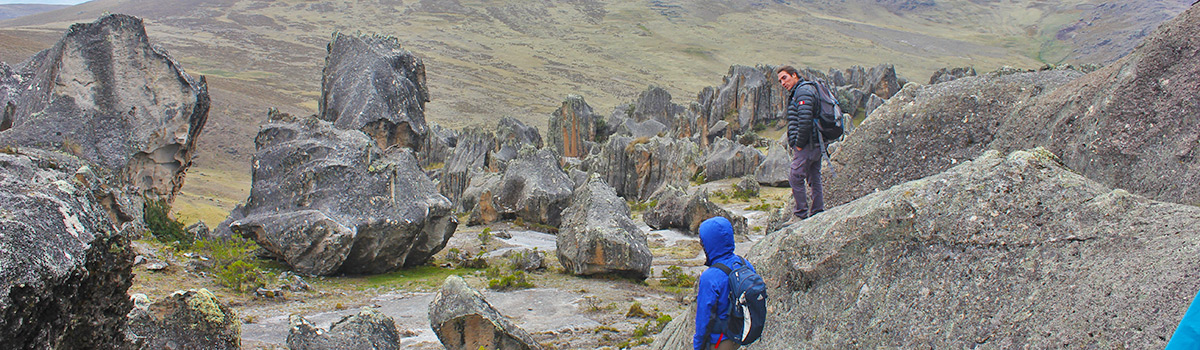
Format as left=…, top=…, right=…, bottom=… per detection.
left=1167, top=287, right=1200, bottom=349
left=693, top=216, right=755, bottom=350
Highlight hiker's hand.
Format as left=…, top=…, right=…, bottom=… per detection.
left=794, top=146, right=803, bottom=151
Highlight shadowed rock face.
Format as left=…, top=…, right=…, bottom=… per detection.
left=547, top=94, right=598, bottom=159
left=755, top=134, right=790, bottom=186
left=231, top=111, right=456, bottom=276
left=288, top=309, right=399, bottom=350
left=557, top=176, right=652, bottom=279
left=428, top=275, right=543, bottom=350
left=583, top=135, right=701, bottom=201
left=703, top=137, right=764, bottom=182
left=470, top=147, right=573, bottom=227
left=0, top=14, right=209, bottom=203
left=644, top=186, right=748, bottom=237
left=748, top=149, right=1200, bottom=348
left=320, top=32, right=429, bottom=152
left=0, top=150, right=135, bottom=350
left=440, top=126, right=496, bottom=209
left=126, top=289, right=241, bottom=350
left=991, top=5, right=1200, bottom=206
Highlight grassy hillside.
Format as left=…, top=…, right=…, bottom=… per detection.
left=0, top=0, right=1189, bottom=224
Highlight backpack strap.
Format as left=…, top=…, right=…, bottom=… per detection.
left=707, top=263, right=733, bottom=337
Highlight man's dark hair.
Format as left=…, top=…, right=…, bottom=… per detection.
left=776, top=65, right=800, bottom=78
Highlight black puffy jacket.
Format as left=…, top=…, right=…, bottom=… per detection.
left=786, top=82, right=818, bottom=149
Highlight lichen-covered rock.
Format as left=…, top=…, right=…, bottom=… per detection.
left=440, top=126, right=496, bottom=208
left=583, top=135, right=700, bottom=201
left=929, top=67, right=977, bottom=85
left=470, top=147, right=572, bottom=228
left=126, top=289, right=241, bottom=350
left=643, top=186, right=748, bottom=236
left=0, top=14, right=209, bottom=203
left=428, top=275, right=544, bottom=350
left=547, top=94, right=598, bottom=159
left=754, top=134, right=790, bottom=186
left=0, top=150, right=135, bottom=350
left=557, top=176, right=652, bottom=279
left=319, top=32, right=428, bottom=151
left=748, top=149, right=1200, bottom=348
left=230, top=111, right=456, bottom=275
left=287, top=308, right=399, bottom=350
left=702, top=137, right=764, bottom=182
left=648, top=307, right=696, bottom=350
left=419, top=121, right=458, bottom=169
left=490, top=116, right=543, bottom=172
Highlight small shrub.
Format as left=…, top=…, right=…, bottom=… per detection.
left=661, top=265, right=696, bottom=288
left=485, top=264, right=533, bottom=291
left=144, top=198, right=192, bottom=248
left=194, top=237, right=273, bottom=293
left=625, top=302, right=656, bottom=319
left=625, top=137, right=651, bottom=153
left=628, top=199, right=658, bottom=212
left=478, top=228, right=492, bottom=246
left=745, top=203, right=774, bottom=211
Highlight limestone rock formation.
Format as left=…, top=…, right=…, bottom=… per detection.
left=584, top=135, right=701, bottom=201
left=490, top=116, right=543, bottom=172
left=748, top=149, right=1200, bottom=348
left=287, top=309, right=399, bottom=350
left=547, top=94, right=598, bottom=159
left=823, top=70, right=1082, bottom=207
left=0, top=14, right=209, bottom=203
left=319, top=32, right=429, bottom=151
left=125, top=289, right=241, bottom=350
left=643, top=186, right=748, bottom=236
left=428, top=275, right=544, bottom=350
left=702, top=137, right=765, bottom=182
left=648, top=306, right=696, bottom=350
left=0, top=150, right=135, bottom=350
left=441, top=126, right=496, bottom=209
left=695, top=65, right=782, bottom=139
left=230, top=111, right=456, bottom=275
left=990, top=5, right=1200, bottom=206
left=418, top=121, right=457, bottom=169
left=755, top=134, right=791, bottom=186
left=929, top=67, right=977, bottom=84
left=469, top=147, right=573, bottom=227
left=557, top=176, right=652, bottom=279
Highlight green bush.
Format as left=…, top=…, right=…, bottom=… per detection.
left=143, top=198, right=192, bottom=248
left=194, top=237, right=273, bottom=293
left=485, top=264, right=534, bottom=291
left=661, top=265, right=696, bottom=288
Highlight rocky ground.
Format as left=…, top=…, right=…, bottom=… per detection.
left=129, top=179, right=791, bottom=349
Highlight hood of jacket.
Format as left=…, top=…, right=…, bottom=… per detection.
left=699, top=216, right=736, bottom=267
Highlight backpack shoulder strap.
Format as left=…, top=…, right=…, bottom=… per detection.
left=712, top=262, right=732, bottom=275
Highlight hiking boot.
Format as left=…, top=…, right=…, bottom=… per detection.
left=786, top=214, right=806, bottom=225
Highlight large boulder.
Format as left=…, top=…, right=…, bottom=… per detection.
left=990, top=5, right=1200, bottom=206
left=230, top=111, right=456, bottom=275
left=470, top=147, right=572, bottom=227
left=702, top=137, right=764, bottom=182
left=695, top=65, right=782, bottom=139
left=0, top=150, right=135, bottom=350
left=440, top=126, right=496, bottom=208
left=754, top=134, right=790, bottom=186
left=583, top=135, right=701, bottom=201
left=823, top=69, right=1083, bottom=208
left=557, top=176, right=652, bottom=279
left=0, top=14, right=209, bottom=203
left=748, top=149, right=1200, bottom=348
left=547, top=94, right=598, bottom=159
left=125, top=289, right=241, bottom=350
left=287, top=308, right=399, bottom=350
left=648, top=307, right=695, bottom=350
left=418, top=121, right=457, bottom=169
left=428, top=275, right=544, bottom=350
left=643, top=186, right=748, bottom=236
left=490, top=116, right=543, bottom=172
left=319, top=32, right=429, bottom=151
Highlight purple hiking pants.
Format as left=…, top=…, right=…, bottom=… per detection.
left=788, top=146, right=823, bottom=218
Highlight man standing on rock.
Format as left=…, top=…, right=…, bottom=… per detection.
left=777, top=66, right=824, bottom=222
left=694, top=216, right=756, bottom=350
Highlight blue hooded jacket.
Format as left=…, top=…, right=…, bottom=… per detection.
left=693, top=216, right=756, bottom=350
left=1167, top=287, right=1200, bottom=349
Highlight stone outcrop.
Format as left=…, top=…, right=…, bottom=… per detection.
left=229, top=111, right=456, bottom=275
left=648, top=306, right=696, bottom=350
left=418, top=121, right=457, bottom=169
left=469, top=147, right=572, bottom=227
left=823, top=70, right=1083, bottom=208
left=643, top=186, right=748, bottom=236
left=440, top=126, right=496, bottom=209
left=990, top=5, right=1200, bottom=206
left=557, top=176, right=652, bottom=279
left=287, top=309, right=399, bottom=350
left=428, top=275, right=544, bottom=350
left=583, top=135, right=701, bottom=201
left=319, top=33, right=429, bottom=151
left=490, top=116, right=543, bottom=172
left=748, top=149, right=1200, bottom=348
left=755, top=134, right=790, bottom=186
left=547, top=94, right=598, bottom=159
left=126, top=289, right=241, bottom=350
left=929, top=67, right=977, bottom=84
left=0, top=150, right=135, bottom=350
left=695, top=65, right=782, bottom=140
left=702, top=137, right=764, bottom=182
left=0, top=14, right=209, bottom=203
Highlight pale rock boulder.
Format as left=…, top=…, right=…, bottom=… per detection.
left=557, top=176, right=652, bottom=279
left=428, top=275, right=543, bottom=350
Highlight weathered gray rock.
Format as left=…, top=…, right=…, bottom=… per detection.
left=702, top=137, right=764, bottom=182
left=470, top=147, right=572, bottom=227
left=615, top=117, right=668, bottom=139
left=230, top=111, right=456, bottom=275
left=648, top=306, right=696, bottom=350
left=547, top=94, right=598, bottom=159
left=126, top=289, right=240, bottom=350
left=583, top=135, right=701, bottom=201
left=287, top=308, right=399, bottom=350
left=695, top=65, right=783, bottom=139
left=748, top=149, right=1200, bottom=348
left=823, top=70, right=1082, bottom=208
left=458, top=171, right=500, bottom=217
left=557, top=176, right=652, bottom=279
left=319, top=32, right=428, bottom=151
left=418, top=121, right=457, bottom=169
left=929, top=67, right=977, bottom=85
left=490, top=116, right=543, bottom=172
left=755, top=134, right=791, bottom=186
left=0, top=150, right=135, bottom=350
left=990, top=5, right=1200, bottom=206
left=440, top=126, right=496, bottom=208
left=643, top=186, right=748, bottom=237
left=0, top=14, right=209, bottom=203
left=428, top=275, right=544, bottom=350
left=500, top=248, right=546, bottom=272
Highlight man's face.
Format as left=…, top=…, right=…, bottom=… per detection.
left=778, top=71, right=800, bottom=90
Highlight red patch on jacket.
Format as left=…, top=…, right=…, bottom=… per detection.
left=799, top=101, right=806, bottom=105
